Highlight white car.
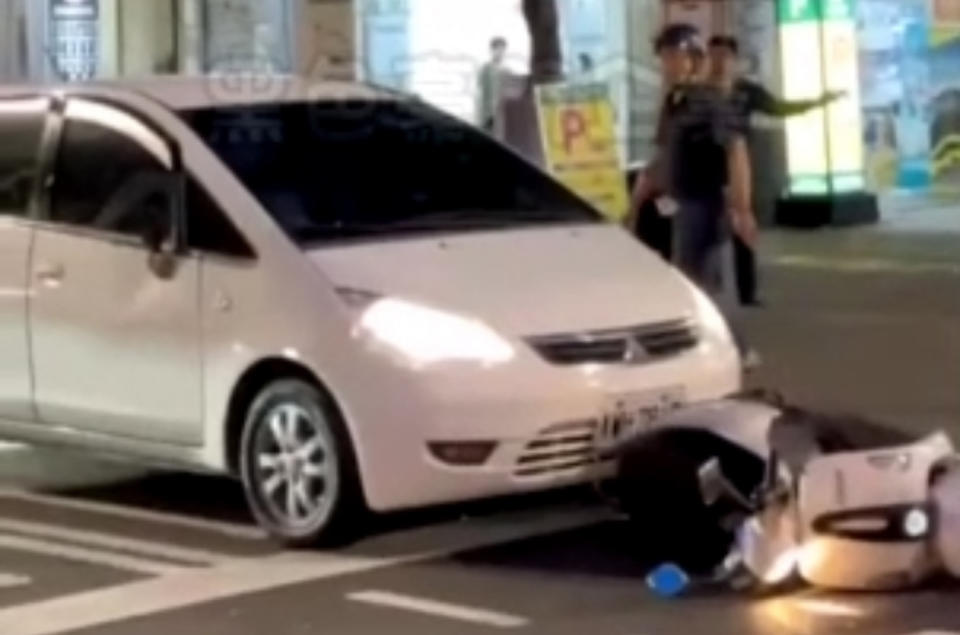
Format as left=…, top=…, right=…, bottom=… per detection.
left=0, top=77, right=740, bottom=544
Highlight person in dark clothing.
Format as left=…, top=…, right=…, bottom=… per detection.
left=633, top=23, right=759, bottom=365
left=707, top=35, right=842, bottom=306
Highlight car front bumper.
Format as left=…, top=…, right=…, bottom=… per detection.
left=343, top=338, right=741, bottom=512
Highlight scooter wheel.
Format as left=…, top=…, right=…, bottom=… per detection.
left=616, top=436, right=755, bottom=574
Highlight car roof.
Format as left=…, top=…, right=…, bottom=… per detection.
left=0, top=75, right=402, bottom=111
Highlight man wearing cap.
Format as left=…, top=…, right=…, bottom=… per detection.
left=632, top=23, right=757, bottom=363
left=708, top=34, right=842, bottom=306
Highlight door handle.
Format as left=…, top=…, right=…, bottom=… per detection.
left=36, top=262, right=65, bottom=286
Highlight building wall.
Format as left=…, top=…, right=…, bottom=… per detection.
left=118, top=0, right=177, bottom=76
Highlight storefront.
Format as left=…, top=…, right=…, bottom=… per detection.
left=856, top=0, right=960, bottom=194
left=357, top=0, right=664, bottom=164
left=0, top=0, right=296, bottom=83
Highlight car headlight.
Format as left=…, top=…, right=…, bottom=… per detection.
left=354, top=296, right=514, bottom=367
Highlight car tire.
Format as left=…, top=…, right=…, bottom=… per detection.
left=240, top=378, right=361, bottom=547
left=616, top=435, right=759, bottom=574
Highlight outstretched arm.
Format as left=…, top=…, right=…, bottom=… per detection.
left=746, top=80, right=842, bottom=118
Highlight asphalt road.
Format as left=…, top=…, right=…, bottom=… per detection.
left=0, top=226, right=955, bottom=635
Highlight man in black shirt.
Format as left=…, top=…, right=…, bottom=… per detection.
left=633, top=24, right=757, bottom=364
left=708, top=35, right=842, bottom=306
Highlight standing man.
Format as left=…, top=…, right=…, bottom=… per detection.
left=637, top=23, right=758, bottom=363
left=477, top=37, right=509, bottom=133
left=707, top=35, right=842, bottom=306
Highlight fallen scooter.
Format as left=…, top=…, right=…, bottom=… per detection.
left=612, top=394, right=960, bottom=594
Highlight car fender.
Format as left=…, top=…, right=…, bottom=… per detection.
left=645, top=398, right=780, bottom=459
left=932, top=456, right=960, bottom=577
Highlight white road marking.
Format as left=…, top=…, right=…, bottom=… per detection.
left=0, top=533, right=184, bottom=576
left=0, top=518, right=237, bottom=566
left=0, top=505, right=609, bottom=635
left=790, top=598, right=865, bottom=619
left=771, top=254, right=960, bottom=276
left=347, top=590, right=529, bottom=629
left=0, top=573, right=31, bottom=588
left=0, top=443, right=27, bottom=452
left=0, top=488, right=266, bottom=540
left=0, top=552, right=418, bottom=635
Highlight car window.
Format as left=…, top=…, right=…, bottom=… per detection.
left=180, top=100, right=600, bottom=247
left=185, top=176, right=255, bottom=259
left=0, top=98, right=49, bottom=217
left=49, top=104, right=174, bottom=242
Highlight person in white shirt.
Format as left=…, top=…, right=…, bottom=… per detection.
left=477, top=37, right=508, bottom=132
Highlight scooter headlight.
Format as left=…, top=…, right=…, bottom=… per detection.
left=903, top=508, right=930, bottom=538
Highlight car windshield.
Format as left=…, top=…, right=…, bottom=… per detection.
left=179, top=99, right=601, bottom=246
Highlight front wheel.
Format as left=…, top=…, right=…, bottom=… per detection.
left=615, top=433, right=764, bottom=574
left=240, top=379, right=361, bottom=547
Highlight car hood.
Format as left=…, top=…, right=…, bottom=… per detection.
left=308, top=225, right=696, bottom=336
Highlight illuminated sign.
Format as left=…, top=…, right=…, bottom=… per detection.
left=49, top=0, right=98, bottom=81
left=537, top=82, right=628, bottom=221
left=778, top=0, right=865, bottom=194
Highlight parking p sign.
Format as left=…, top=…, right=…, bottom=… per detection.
left=536, top=82, right=628, bottom=222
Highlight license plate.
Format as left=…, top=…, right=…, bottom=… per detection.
left=598, top=388, right=685, bottom=445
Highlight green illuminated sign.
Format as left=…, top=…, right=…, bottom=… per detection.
left=778, top=0, right=865, bottom=195
left=778, top=0, right=853, bottom=23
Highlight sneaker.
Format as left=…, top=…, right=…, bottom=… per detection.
left=742, top=349, right=762, bottom=372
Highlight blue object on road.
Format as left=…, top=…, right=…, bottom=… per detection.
left=647, top=563, right=691, bottom=598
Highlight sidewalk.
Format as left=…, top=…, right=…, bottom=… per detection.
left=746, top=218, right=960, bottom=437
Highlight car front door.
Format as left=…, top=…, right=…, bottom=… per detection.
left=29, top=97, right=203, bottom=446
left=0, top=96, right=49, bottom=423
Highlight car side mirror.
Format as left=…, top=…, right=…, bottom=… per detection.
left=141, top=219, right=166, bottom=253
left=698, top=458, right=755, bottom=511
left=141, top=206, right=177, bottom=280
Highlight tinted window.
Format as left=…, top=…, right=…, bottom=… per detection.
left=50, top=115, right=173, bottom=240
left=0, top=98, right=48, bottom=217
left=180, top=100, right=599, bottom=247
left=186, top=177, right=255, bottom=258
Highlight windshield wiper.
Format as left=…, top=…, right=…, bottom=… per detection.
left=385, top=210, right=592, bottom=229
left=295, top=211, right=594, bottom=245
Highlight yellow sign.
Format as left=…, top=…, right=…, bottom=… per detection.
left=536, top=82, right=628, bottom=222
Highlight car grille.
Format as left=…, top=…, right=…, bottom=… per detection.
left=514, top=420, right=599, bottom=478
left=527, top=319, right=698, bottom=366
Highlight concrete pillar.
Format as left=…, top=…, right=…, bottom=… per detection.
left=118, top=0, right=177, bottom=76
left=98, top=0, right=119, bottom=78
left=0, top=0, right=19, bottom=81
left=179, top=0, right=203, bottom=74
left=295, top=0, right=356, bottom=80
left=24, top=0, right=47, bottom=81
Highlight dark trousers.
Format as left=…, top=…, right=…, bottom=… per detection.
left=733, top=236, right=758, bottom=305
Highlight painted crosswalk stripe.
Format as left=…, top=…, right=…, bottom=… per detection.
left=0, top=505, right=609, bottom=635
left=0, top=518, right=237, bottom=567
left=0, top=533, right=184, bottom=576
left=347, top=590, right=529, bottom=628
left=0, top=488, right=266, bottom=540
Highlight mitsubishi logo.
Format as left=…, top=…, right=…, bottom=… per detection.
left=623, top=337, right=645, bottom=364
